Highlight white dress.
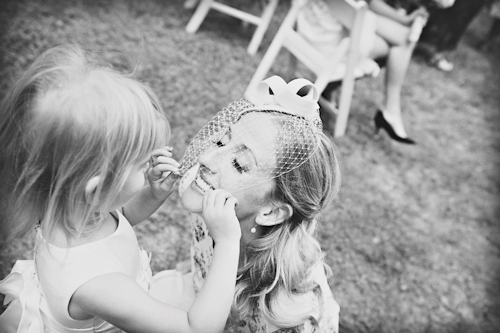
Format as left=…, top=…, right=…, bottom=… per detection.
left=296, top=0, right=380, bottom=80
left=0, top=211, right=152, bottom=333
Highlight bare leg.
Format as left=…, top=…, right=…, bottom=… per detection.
left=371, top=14, right=415, bottom=138
left=374, top=14, right=411, bottom=46
left=383, top=42, right=416, bottom=138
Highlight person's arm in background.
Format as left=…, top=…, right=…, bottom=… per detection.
left=369, top=0, right=427, bottom=25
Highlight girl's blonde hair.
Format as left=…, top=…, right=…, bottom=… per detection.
left=233, top=129, right=341, bottom=328
left=0, top=45, right=169, bottom=241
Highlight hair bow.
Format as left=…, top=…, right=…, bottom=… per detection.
left=246, top=76, right=320, bottom=120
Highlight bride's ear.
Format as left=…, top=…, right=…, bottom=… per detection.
left=84, top=176, right=101, bottom=203
left=255, top=203, right=293, bottom=227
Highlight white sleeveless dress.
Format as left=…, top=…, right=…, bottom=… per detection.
left=0, top=211, right=153, bottom=333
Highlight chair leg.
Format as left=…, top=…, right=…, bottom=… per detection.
left=247, top=0, right=279, bottom=55
left=334, top=76, right=355, bottom=137
left=332, top=42, right=356, bottom=137
left=245, top=2, right=302, bottom=98
left=333, top=7, right=365, bottom=138
left=244, top=37, right=283, bottom=99
left=186, top=0, right=214, bottom=34
left=287, top=53, right=298, bottom=80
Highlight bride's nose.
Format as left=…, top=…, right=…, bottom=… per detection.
left=197, top=146, right=221, bottom=174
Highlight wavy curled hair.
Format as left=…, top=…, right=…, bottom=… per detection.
left=233, top=129, right=341, bottom=328
left=0, top=45, right=169, bottom=241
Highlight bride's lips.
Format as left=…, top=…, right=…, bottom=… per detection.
left=191, top=166, right=216, bottom=194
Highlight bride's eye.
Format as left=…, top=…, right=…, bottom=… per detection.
left=215, top=133, right=230, bottom=147
left=232, top=157, right=248, bottom=174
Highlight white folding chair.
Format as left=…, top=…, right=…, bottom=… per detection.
left=244, top=0, right=374, bottom=137
left=186, top=0, right=280, bottom=55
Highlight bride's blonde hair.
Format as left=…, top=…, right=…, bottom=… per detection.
left=233, top=130, right=341, bottom=328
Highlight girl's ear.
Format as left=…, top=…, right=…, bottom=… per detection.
left=255, top=204, right=293, bottom=227
left=84, top=176, right=101, bottom=203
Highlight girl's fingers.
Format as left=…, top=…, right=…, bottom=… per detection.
left=202, top=189, right=237, bottom=217
left=149, top=152, right=181, bottom=179
left=151, top=146, right=174, bottom=157
left=224, top=197, right=238, bottom=210
left=204, top=189, right=227, bottom=207
left=202, top=189, right=210, bottom=210
left=214, top=190, right=230, bottom=207
left=161, top=171, right=181, bottom=185
left=152, top=170, right=182, bottom=183
left=154, top=164, right=180, bottom=174
left=154, top=156, right=180, bottom=168
left=150, top=146, right=175, bottom=165
left=203, top=189, right=219, bottom=211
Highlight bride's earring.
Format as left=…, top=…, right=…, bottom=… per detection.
left=250, top=225, right=257, bottom=233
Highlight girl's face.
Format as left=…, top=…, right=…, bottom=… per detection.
left=111, top=157, right=150, bottom=210
left=180, top=112, right=279, bottom=220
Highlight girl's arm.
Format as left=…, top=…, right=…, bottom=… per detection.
left=73, top=190, right=241, bottom=333
left=72, top=241, right=238, bottom=333
left=124, top=146, right=180, bottom=225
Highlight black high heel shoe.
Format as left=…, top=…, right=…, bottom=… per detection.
left=374, top=110, right=415, bottom=145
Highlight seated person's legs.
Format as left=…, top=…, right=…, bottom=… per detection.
left=373, top=13, right=411, bottom=47
left=370, top=14, right=416, bottom=139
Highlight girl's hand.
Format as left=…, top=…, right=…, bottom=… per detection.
left=147, top=146, right=181, bottom=200
left=405, top=7, right=429, bottom=25
left=202, top=189, right=241, bottom=245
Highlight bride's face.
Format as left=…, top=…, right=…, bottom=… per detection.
left=180, top=112, right=278, bottom=219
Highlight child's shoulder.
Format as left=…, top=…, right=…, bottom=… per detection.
left=43, top=211, right=123, bottom=248
left=36, top=210, right=148, bottom=299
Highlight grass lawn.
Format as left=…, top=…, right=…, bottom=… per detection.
left=1, top=0, right=499, bottom=332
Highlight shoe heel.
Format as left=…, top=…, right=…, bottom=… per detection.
left=374, top=111, right=382, bottom=134
left=373, top=109, right=415, bottom=145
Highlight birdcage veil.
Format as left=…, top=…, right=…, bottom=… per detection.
left=178, top=76, right=323, bottom=194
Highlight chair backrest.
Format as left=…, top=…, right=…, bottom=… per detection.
left=245, top=0, right=371, bottom=137
left=186, top=0, right=280, bottom=55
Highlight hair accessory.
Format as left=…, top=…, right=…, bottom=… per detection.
left=247, top=75, right=320, bottom=120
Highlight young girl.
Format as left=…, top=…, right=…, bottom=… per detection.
left=178, top=76, right=342, bottom=332
left=0, top=45, right=241, bottom=333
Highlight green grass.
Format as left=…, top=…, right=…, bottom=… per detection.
left=1, top=0, right=499, bottom=332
